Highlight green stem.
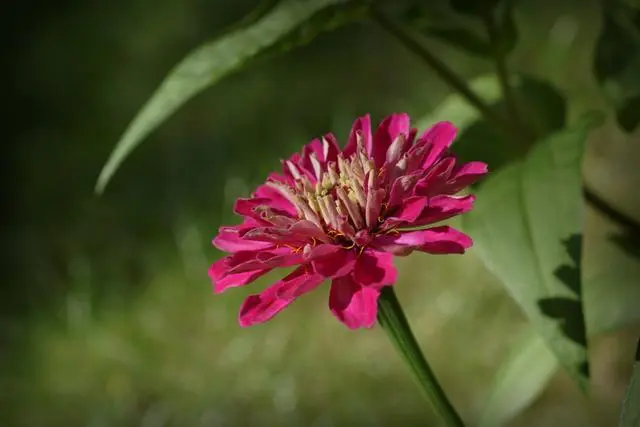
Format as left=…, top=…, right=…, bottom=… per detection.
left=371, top=7, right=519, bottom=142
left=377, top=286, right=466, bottom=427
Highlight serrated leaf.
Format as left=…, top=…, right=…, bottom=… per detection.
left=620, top=339, right=640, bottom=427
left=95, top=0, right=350, bottom=193
left=479, top=328, right=558, bottom=427
left=462, top=113, right=605, bottom=391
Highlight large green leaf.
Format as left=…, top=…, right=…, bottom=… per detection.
left=478, top=328, right=558, bottom=427
left=462, top=113, right=604, bottom=391
left=95, top=0, right=350, bottom=193
left=620, top=339, right=640, bottom=427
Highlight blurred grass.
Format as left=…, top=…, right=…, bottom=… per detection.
left=3, top=0, right=640, bottom=426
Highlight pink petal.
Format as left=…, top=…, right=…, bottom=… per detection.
left=387, top=171, right=424, bottom=208
left=253, top=183, right=297, bottom=216
left=238, top=266, right=325, bottom=327
left=411, top=194, right=476, bottom=227
left=225, top=247, right=304, bottom=274
left=372, top=113, right=410, bottom=168
left=372, top=226, right=473, bottom=255
left=442, top=161, right=488, bottom=194
left=213, top=226, right=274, bottom=252
left=417, top=121, right=457, bottom=169
left=353, top=249, right=397, bottom=289
left=308, top=244, right=357, bottom=278
left=344, top=114, right=372, bottom=157
left=383, top=196, right=428, bottom=228
left=209, top=258, right=271, bottom=293
left=414, top=157, right=457, bottom=197
left=329, top=275, right=380, bottom=329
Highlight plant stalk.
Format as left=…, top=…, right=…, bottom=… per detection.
left=377, top=286, right=466, bottom=427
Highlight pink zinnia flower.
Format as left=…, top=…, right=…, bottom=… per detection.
left=209, top=114, right=487, bottom=329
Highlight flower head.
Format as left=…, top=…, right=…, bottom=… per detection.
left=209, top=114, right=488, bottom=329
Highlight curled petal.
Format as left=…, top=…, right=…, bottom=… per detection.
left=213, top=225, right=274, bottom=252
left=411, top=194, right=476, bottom=227
left=224, top=247, right=304, bottom=274
left=353, top=249, right=397, bottom=289
left=414, top=157, right=457, bottom=197
left=344, top=114, right=372, bottom=157
left=329, top=275, right=380, bottom=329
left=238, top=266, right=324, bottom=327
left=443, top=161, right=489, bottom=194
left=372, top=113, right=410, bottom=168
left=209, top=259, right=271, bottom=293
left=383, top=196, right=428, bottom=228
left=371, top=226, right=473, bottom=255
left=253, top=183, right=297, bottom=216
left=416, top=121, right=457, bottom=169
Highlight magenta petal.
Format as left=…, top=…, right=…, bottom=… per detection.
left=213, top=226, right=274, bottom=252
left=226, top=247, right=304, bottom=274
left=384, top=196, right=428, bottom=227
left=344, top=114, right=372, bottom=157
left=353, top=249, right=397, bottom=289
left=372, top=226, right=472, bottom=255
left=238, top=266, right=324, bottom=327
left=443, top=161, right=489, bottom=194
left=209, top=259, right=271, bottom=293
left=372, top=113, right=410, bottom=168
left=329, top=275, right=380, bottom=329
left=412, top=194, right=476, bottom=227
left=417, top=121, right=457, bottom=169
left=309, top=245, right=356, bottom=278
left=253, top=183, right=297, bottom=216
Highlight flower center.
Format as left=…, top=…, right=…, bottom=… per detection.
left=268, top=136, right=386, bottom=244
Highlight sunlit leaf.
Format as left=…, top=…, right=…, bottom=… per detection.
left=479, top=328, right=558, bottom=427
left=462, top=113, right=605, bottom=390
left=95, top=0, right=351, bottom=193
left=619, top=339, right=640, bottom=427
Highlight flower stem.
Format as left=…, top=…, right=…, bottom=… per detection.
left=371, top=7, right=520, bottom=143
left=377, top=286, right=466, bottom=427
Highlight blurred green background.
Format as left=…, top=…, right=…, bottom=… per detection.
left=3, top=0, right=640, bottom=426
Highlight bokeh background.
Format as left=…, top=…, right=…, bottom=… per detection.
left=3, top=0, right=640, bottom=426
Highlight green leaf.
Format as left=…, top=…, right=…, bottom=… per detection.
left=479, top=328, right=558, bottom=427
left=462, top=113, right=605, bottom=391
left=620, top=339, right=640, bottom=427
left=424, top=28, right=492, bottom=56
left=95, top=0, right=350, bottom=193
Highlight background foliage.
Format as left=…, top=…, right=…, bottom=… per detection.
left=3, top=0, right=640, bottom=426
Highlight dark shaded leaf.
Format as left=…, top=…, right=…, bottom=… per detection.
left=95, top=0, right=352, bottom=193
